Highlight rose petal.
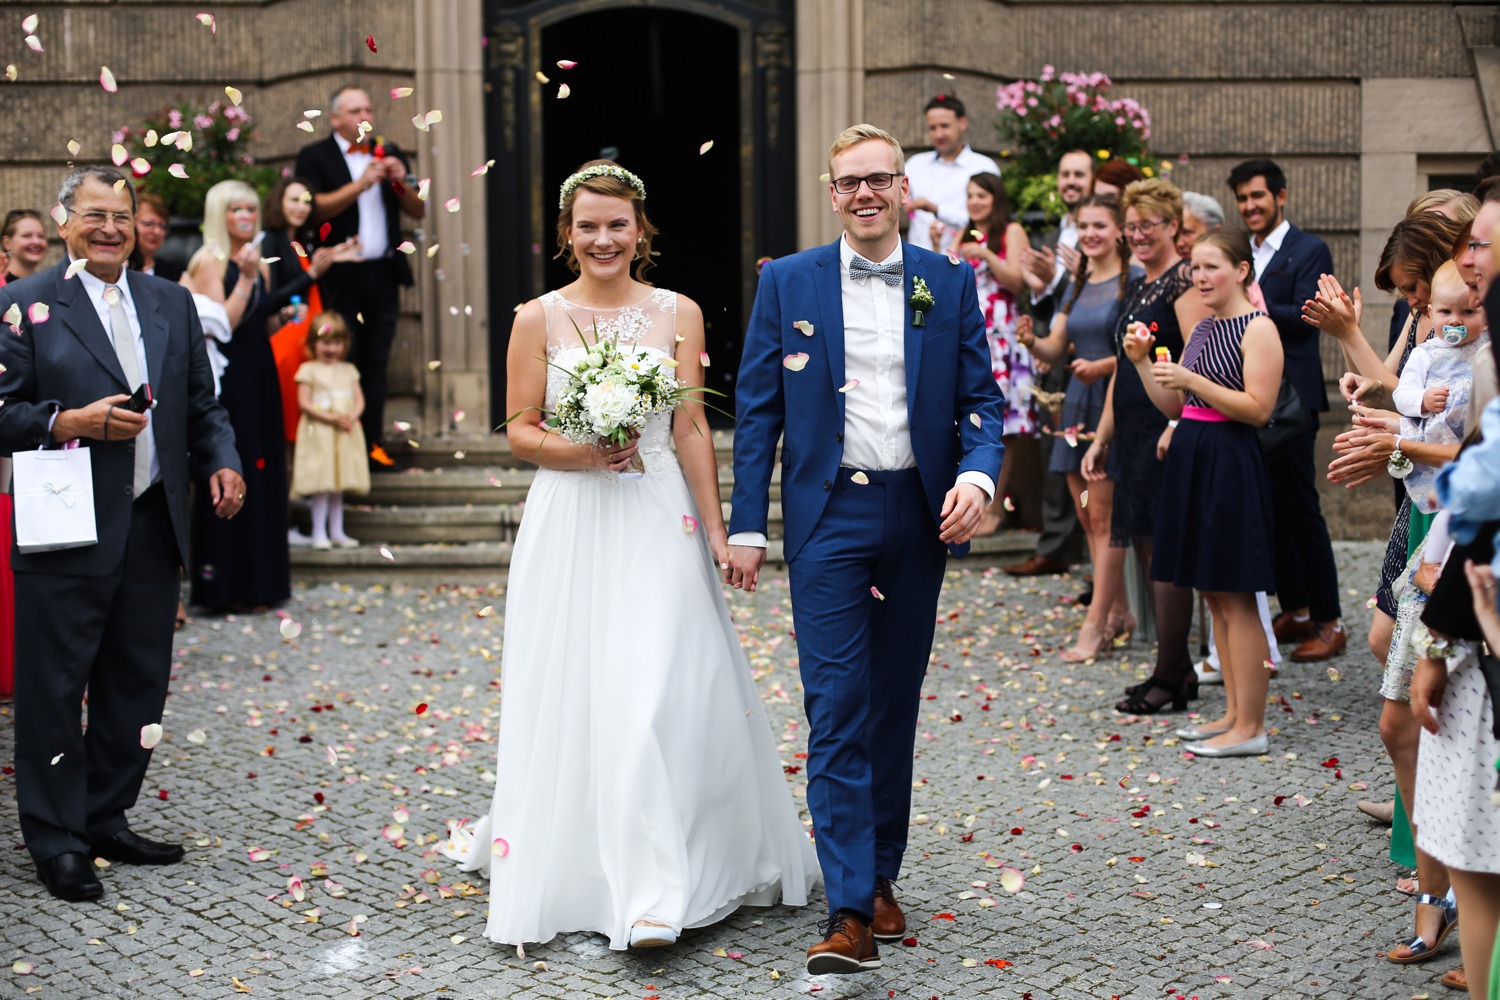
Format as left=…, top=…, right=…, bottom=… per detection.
left=850, top=471, right=870, bottom=485
left=699, top=140, right=714, bottom=155
left=682, top=515, right=698, bottom=534
left=27, top=303, right=49, bottom=324
left=65, top=258, right=89, bottom=280
left=793, top=320, right=814, bottom=336
left=186, top=729, right=206, bottom=744
left=111, top=143, right=128, bottom=166
left=557, top=83, right=571, bottom=99
left=839, top=379, right=860, bottom=393
left=99, top=66, right=117, bottom=93
left=168, top=163, right=189, bottom=179
left=325, top=745, right=338, bottom=765
left=129, top=158, right=151, bottom=177
left=195, top=13, right=216, bottom=32
left=969, top=413, right=982, bottom=428
left=379, top=546, right=395, bottom=561
left=224, top=85, right=242, bottom=107
left=1079, top=489, right=1089, bottom=509
left=247, top=847, right=270, bottom=862
left=51, top=203, right=69, bottom=227
left=279, top=619, right=302, bottom=639
left=556, top=59, right=577, bottom=70
left=66, top=138, right=81, bottom=157
left=491, top=837, right=510, bottom=857
left=534, top=71, right=549, bottom=86
left=471, top=160, right=495, bottom=176
left=365, top=35, right=377, bottom=52
left=12, top=961, right=33, bottom=975
left=999, top=867, right=1025, bottom=893
left=296, top=121, right=315, bottom=133
left=22, top=14, right=39, bottom=32
left=139, top=723, right=163, bottom=749
left=782, top=352, right=809, bottom=371
left=391, top=87, right=414, bottom=99
left=25, top=35, right=42, bottom=53
left=396, top=241, right=416, bottom=255
left=445, top=197, right=461, bottom=213
left=3, top=303, right=19, bottom=333
left=870, top=586, right=885, bottom=601
left=699, top=351, right=711, bottom=367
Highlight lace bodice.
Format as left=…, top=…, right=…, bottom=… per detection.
left=538, top=288, right=682, bottom=480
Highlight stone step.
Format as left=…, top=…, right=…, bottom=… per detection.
left=289, top=530, right=1040, bottom=584
left=338, top=500, right=788, bottom=544
left=366, top=464, right=782, bottom=507
left=383, top=431, right=745, bottom=470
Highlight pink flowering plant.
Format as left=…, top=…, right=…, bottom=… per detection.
left=995, top=66, right=1166, bottom=221
left=117, top=99, right=277, bottom=217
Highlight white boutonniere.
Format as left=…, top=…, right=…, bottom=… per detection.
left=910, top=276, right=934, bottom=327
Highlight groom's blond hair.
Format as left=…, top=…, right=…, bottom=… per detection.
left=828, top=124, right=905, bottom=176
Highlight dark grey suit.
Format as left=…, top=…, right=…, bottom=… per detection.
left=0, top=261, right=239, bottom=863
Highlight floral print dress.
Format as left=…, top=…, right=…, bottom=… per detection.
left=970, top=244, right=1037, bottom=437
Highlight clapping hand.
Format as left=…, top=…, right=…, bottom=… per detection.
left=1302, top=274, right=1362, bottom=341
left=1349, top=404, right=1398, bottom=434
left=1021, top=247, right=1056, bottom=295
left=232, top=240, right=261, bottom=275
left=958, top=241, right=986, bottom=262
left=1056, top=244, right=1083, bottom=280
left=360, top=160, right=384, bottom=191
left=1015, top=314, right=1036, bottom=349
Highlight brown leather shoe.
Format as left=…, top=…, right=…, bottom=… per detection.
left=1271, top=612, right=1318, bottom=644
left=1289, top=621, right=1347, bottom=662
left=871, top=877, right=906, bottom=941
left=1002, top=554, right=1070, bottom=577
left=806, top=910, right=881, bottom=975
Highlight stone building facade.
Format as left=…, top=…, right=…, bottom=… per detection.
left=1, top=0, right=1497, bottom=536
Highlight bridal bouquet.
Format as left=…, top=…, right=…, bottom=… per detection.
left=546, top=332, right=691, bottom=477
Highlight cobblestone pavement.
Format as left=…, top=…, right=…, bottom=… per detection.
left=0, top=542, right=1462, bottom=999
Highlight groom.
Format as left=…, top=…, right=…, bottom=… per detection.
left=726, top=124, right=1004, bottom=974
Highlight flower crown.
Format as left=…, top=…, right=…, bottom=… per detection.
left=558, top=164, right=647, bottom=208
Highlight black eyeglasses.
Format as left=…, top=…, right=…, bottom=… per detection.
left=1468, top=239, right=1493, bottom=253
left=832, top=172, right=901, bottom=195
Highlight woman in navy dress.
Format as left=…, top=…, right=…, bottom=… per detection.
left=1129, top=229, right=1283, bottom=757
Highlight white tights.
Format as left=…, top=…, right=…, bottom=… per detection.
left=308, top=492, right=349, bottom=544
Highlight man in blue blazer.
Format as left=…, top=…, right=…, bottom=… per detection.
left=726, top=125, right=1005, bottom=974
left=0, top=166, right=243, bottom=901
left=1228, top=159, right=1345, bottom=662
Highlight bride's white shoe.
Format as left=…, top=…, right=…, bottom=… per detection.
left=629, top=919, right=677, bottom=949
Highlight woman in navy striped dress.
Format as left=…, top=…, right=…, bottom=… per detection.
left=1125, top=229, right=1284, bottom=758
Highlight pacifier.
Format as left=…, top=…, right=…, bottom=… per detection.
left=1441, top=323, right=1469, bottom=345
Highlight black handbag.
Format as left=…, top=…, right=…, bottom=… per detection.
left=1257, top=375, right=1311, bottom=458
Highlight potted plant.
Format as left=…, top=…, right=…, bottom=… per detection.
left=994, top=66, right=1169, bottom=227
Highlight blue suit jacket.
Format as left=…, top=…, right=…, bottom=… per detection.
left=0, top=261, right=241, bottom=575
left=729, top=239, right=1005, bottom=561
left=1256, top=223, right=1334, bottom=413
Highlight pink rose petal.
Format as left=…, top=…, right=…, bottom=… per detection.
left=139, top=723, right=163, bottom=749
left=782, top=353, right=809, bottom=371
left=871, top=586, right=885, bottom=601
left=491, top=837, right=510, bottom=857
left=99, top=66, right=117, bottom=93
left=27, top=303, right=48, bottom=325
left=556, top=59, right=577, bottom=70
left=682, top=515, right=698, bottom=534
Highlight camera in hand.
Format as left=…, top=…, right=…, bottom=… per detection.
left=121, top=383, right=155, bottom=413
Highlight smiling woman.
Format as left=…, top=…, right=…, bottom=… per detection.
left=1, top=208, right=48, bottom=284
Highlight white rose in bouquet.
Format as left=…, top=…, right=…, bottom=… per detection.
left=583, top=380, right=639, bottom=437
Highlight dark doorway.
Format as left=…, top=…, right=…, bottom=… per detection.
left=541, top=10, right=741, bottom=407
left=484, top=0, right=797, bottom=427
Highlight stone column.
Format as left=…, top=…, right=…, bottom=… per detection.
left=414, top=0, right=490, bottom=434
left=795, top=0, right=864, bottom=250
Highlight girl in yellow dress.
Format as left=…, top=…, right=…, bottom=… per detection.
left=290, top=313, right=370, bottom=548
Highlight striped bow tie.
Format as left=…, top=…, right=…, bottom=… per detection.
left=848, top=255, right=903, bottom=286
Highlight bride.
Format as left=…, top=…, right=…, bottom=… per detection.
left=441, top=160, right=818, bottom=951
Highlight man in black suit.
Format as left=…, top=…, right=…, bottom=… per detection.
left=0, top=165, right=243, bottom=900
left=295, top=85, right=426, bottom=465
left=1228, top=158, right=1345, bottom=662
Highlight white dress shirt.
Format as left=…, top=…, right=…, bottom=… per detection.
left=335, top=132, right=389, bottom=260
left=905, top=145, right=1001, bottom=252
left=1036, top=212, right=1081, bottom=305
left=75, top=264, right=160, bottom=486
left=1251, top=218, right=1290, bottom=282
left=728, top=237, right=995, bottom=548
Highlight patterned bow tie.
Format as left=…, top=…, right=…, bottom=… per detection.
left=848, top=254, right=903, bottom=286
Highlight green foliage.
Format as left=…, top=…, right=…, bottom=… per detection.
left=117, top=100, right=278, bottom=218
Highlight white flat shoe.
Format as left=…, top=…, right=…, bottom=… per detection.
left=1193, top=660, right=1224, bottom=685
left=1185, top=734, right=1269, bottom=758
left=331, top=537, right=360, bottom=549
left=311, top=539, right=332, bottom=551
left=1175, top=724, right=1229, bottom=740
left=629, top=920, right=677, bottom=949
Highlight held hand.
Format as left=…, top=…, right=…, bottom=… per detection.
left=705, top=525, right=730, bottom=569
left=1350, top=405, right=1398, bottom=434
left=1069, top=357, right=1107, bottom=385
left=1121, top=323, right=1154, bottom=364
left=724, top=543, right=766, bottom=593
left=591, top=436, right=640, bottom=473
left=1081, top=440, right=1109, bottom=482
left=1156, top=424, right=1174, bottom=461
left=1015, top=314, right=1036, bottom=349
left=1410, top=656, right=1449, bottom=735
left=1340, top=372, right=1386, bottom=405
left=208, top=468, right=246, bottom=519
left=56, top=395, right=147, bottom=443
left=1327, top=432, right=1395, bottom=488
left=938, top=482, right=989, bottom=545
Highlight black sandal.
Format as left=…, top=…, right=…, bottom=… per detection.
left=1124, top=676, right=1198, bottom=702
left=1115, top=679, right=1190, bottom=714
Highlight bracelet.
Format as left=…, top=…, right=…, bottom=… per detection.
left=1167, top=420, right=1179, bottom=429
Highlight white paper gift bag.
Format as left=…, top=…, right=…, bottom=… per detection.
left=12, top=447, right=98, bottom=553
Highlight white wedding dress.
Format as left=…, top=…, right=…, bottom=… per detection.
left=441, top=288, right=818, bottom=950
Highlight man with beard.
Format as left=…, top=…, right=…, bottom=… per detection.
left=1227, top=157, right=1344, bottom=662
left=1002, top=149, right=1094, bottom=578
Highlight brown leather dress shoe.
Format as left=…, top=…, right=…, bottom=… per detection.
left=871, top=877, right=906, bottom=941
left=1271, top=612, right=1318, bottom=644
left=1002, top=555, right=1070, bottom=577
left=806, top=910, right=881, bottom=975
left=1289, top=621, right=1347, bottom=662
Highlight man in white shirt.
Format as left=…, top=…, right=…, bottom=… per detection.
left=903, top=96, right=999, bottom=252
left=727, top=124, right=1004, bottom=976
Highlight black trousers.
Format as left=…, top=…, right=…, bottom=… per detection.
left=1267, top=419, right=1342, bottom=621
left=14, top=486, right=179, bottom=863
left=1034, top=362, right=1083, bottom=564
left=321, top=258, right=404, bottom=450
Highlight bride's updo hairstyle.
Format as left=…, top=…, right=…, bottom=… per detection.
left=555, top=159, right=659, bottom=282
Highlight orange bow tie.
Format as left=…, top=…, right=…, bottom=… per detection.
left=347, top=143, right=371, bottom=154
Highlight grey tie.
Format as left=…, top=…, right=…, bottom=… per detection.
left=848, top=254, right=904, bottom=286
left=105, top=285, right=151, bottom=498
